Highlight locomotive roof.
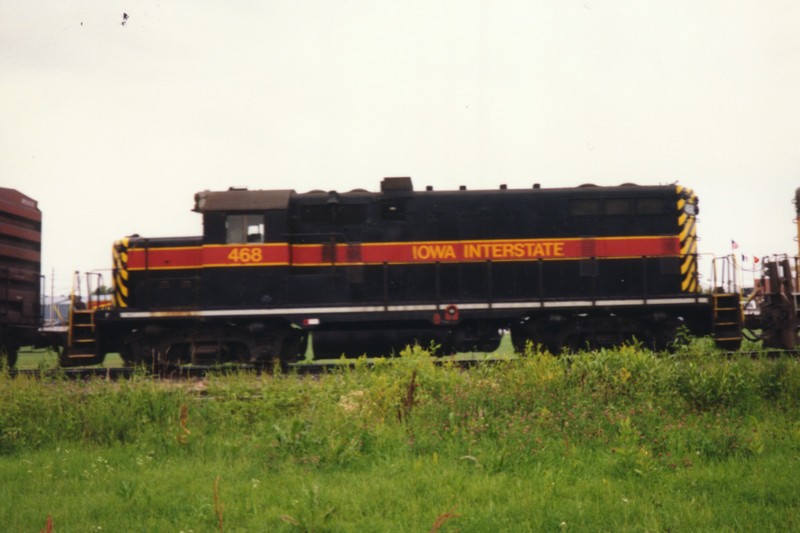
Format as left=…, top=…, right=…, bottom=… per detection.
left=194, top=188, right=293, bottom=212
left=296, top=182, right=684, bottom=200
left=193, top=181, right=688, bottom=214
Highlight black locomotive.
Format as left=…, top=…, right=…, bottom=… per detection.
left=62, top=177, right=728, bottom=368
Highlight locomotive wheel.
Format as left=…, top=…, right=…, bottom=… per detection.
left=511, top=322, right=566, bottom=355
left=779, top=325, right=800, bottom=351
left=451, top=322, right=502, bottom=353
left=1, top=347, right=18, bottom=369
left=647, top=318, right=685, bottom=352
left=122, top=324, right=305, bottom=370
left=514, top=313, right=688, bottom=355
left=121, top=337, right=159, bottom=368
left=118, top=341, right=138, bottom=367
left=278, top=329, right=308, bottom=365
left=510, top=327, right=528, bottom=354
left=250, top=327, right=308, bottom=371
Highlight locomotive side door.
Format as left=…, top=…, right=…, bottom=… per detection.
left=287, top=198, right=351, bottom=304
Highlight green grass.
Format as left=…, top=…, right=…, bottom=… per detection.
left=3, top=443, right=796, bottom=531
left=2, top=341, right=800, bottom=531
left=14, top=347, right=124, bottom=370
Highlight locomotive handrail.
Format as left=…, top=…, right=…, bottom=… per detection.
left=86, top=271, right=107, bottom=310
left=711, top=254, right=739, bottom=294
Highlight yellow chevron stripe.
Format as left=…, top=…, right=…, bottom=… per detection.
left=681, top=241, right=697, bottom=264
left=115, top=277, right=129, bottom=297
left=113, top=238, right=130, bottom=308
left=681, top=259, right=696, bottom=277
left=679, top=218, right=696, bottom=243
left=679, top=204, right=698, bottom=292
left=682, top=267, right=697, bottom=291
left=681, top=238, right=697, bottom=257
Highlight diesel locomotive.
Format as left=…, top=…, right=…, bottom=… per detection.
left=54, top=177, right=735, bottom=368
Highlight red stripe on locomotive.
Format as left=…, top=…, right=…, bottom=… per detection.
left=125, top=236, right=680, bottom=270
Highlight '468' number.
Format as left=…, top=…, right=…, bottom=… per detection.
left=227, top=247, right=263, bottom=263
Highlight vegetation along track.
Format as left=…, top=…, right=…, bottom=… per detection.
left=8, top=347, right=794, bottom=381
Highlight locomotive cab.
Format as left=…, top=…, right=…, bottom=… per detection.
left=195, top=188, right=292, bottom=246
left=193, top=189, right=293, bottom=307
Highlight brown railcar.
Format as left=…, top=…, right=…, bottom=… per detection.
left=0, top=187, right=43, bottom=367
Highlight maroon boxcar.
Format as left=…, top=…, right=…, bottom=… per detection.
left=0, top=187, right=42, bottom=367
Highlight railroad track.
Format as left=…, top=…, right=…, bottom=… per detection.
left=10, top=349, right=795, bottom=380
left=8, top=356, right=507, bottom=380
left=9, top=364, right=301, bottom=380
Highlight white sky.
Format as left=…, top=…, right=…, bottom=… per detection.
left=2, top=0, right=800, bottom=294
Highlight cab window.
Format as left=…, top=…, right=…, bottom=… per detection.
left=226, top=214, right=265, bottom=243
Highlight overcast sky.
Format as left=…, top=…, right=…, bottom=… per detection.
left=2, top=1, right=799, bottom=294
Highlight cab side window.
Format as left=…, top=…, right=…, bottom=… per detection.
left=226, top=214, right=265, bottom=244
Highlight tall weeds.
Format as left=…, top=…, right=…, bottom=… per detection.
left=2, top=340, right=800, bottom=530
left=2, top=342, right=799, bottom=458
